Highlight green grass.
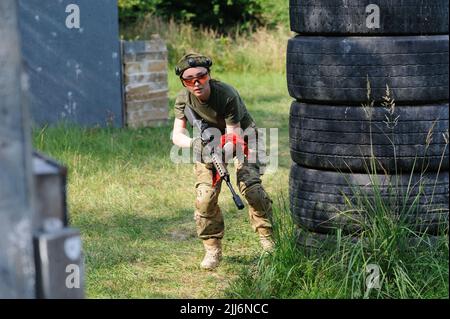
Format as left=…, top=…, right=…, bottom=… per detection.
left=226, top=178, right=449, bottom=299
left=33, top=71, right=291, bottom=298
left=223, top=82, right=449, bottom=299
left=121, top=14, right=292, bottom=74
left=32, top=70, right=448, bottom=299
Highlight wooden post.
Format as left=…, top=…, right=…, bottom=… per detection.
left=0, top=0, right=36, bottom=298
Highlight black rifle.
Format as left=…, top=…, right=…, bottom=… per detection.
left=184, top=106, right=245, bottom=210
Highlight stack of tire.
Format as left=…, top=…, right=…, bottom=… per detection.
left=287, top=0, right=449, bottom=244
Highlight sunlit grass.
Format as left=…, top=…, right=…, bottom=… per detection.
left=121, top=14, right=293, bottom=74
left=33, top=71, right=291, bottom=298
left=225, top=84, right=449, bottom=299
left=31, top=44, right=448, bottom=299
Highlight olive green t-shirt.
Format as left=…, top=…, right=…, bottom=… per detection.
left=174, top=79, right=254, bottom=133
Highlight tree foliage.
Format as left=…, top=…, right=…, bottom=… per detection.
left=118, top=0, right=157, bottom=23
left=118, top=0, right=289, bottom=32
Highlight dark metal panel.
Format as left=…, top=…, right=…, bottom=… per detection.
left=18, top=0, right=123, bottom=127
left=32, top=151, right=68, bottom=230
left=34, top=228, right=85, bottom=299
left=0, top=0, right=36, bottom=298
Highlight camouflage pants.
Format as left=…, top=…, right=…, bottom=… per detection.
left=193, top=159, right=273, bottom=240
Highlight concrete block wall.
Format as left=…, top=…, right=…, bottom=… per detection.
left=122, top=35, right=169, bottom=128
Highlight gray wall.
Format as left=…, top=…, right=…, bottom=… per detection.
left=0, top=0, right=36, bottom=298
left=18, top=0, right=124, bottom=127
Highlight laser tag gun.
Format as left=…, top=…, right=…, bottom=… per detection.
left=184, top=106, right=245, bottom=210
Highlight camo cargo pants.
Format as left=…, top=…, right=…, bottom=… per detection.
left=193, top=158, right=273, bottom=240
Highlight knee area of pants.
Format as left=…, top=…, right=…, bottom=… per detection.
left=196, top=186, right=218, bottom=215
left=237, top=174, right=261, bottom=193
left=243, top=184, right=272, bottom=213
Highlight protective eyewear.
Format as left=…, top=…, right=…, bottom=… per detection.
left=181, top=72, right=209, bottom=87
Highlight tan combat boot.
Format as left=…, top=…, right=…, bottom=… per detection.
left=200, top=238, right=222, bottom=270
left=258, top=228, right=275, bottom=253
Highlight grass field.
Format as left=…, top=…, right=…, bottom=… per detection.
left=33, top=69, right=448, bottom=299
left=33, top=71, right=292, bottom=298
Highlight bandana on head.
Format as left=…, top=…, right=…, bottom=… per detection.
left=175, top=53, right=213, bottom=76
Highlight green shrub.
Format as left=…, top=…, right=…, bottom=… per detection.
left=121, top=15, right=291, bottom=74
left=118, top=0, right=157, bottom=24
left=154, top=0, right=263, bottom=33
left=118, top=0, right=289, bottom=32
left=256, top=0, right=289, bottom=29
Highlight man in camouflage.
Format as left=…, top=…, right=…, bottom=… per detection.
left=171, top=53, right=274, bottom=270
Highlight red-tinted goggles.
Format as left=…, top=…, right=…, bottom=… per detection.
left=181, top=72, right=209, bottom=87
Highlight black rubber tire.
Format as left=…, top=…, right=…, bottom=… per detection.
left=290, top=0, right=449, bottom=35
left=289, top=164, right=449, bottom=235
left=289, top=102, right=449, bottom=173
left=286, top=35, right=449, bottom=104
